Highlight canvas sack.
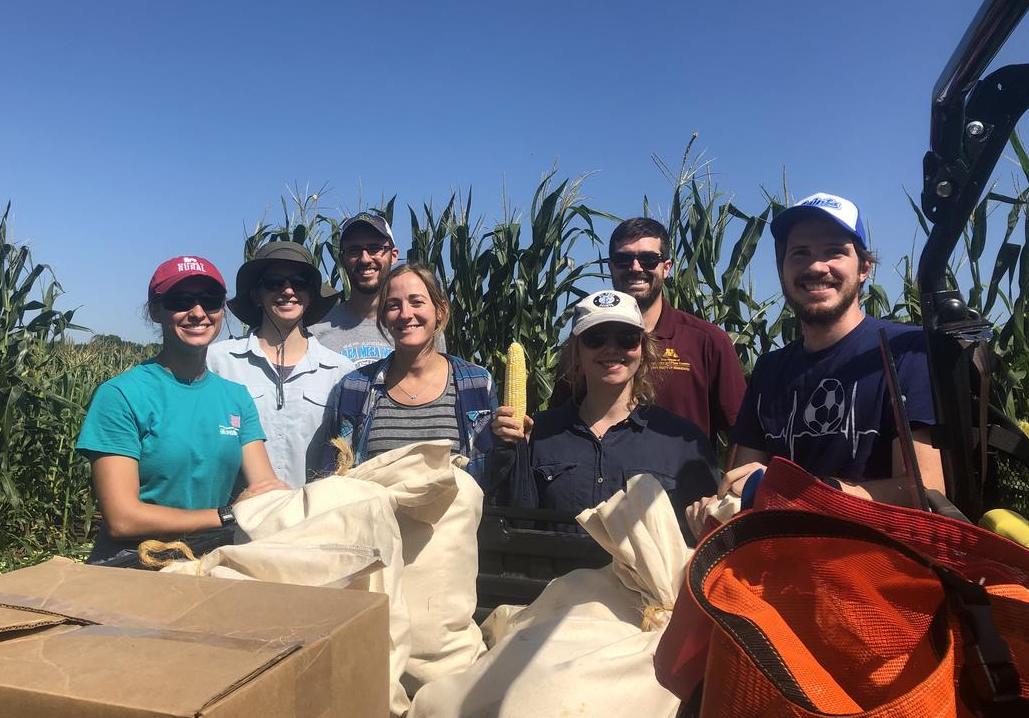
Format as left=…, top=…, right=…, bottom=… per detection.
left=409, top=474, right=688, bottom=718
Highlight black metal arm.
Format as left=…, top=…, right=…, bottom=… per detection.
left=918, top=0, right=1029, bottom=519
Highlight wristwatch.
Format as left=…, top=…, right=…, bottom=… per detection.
left=217, top=505, right=237, bottom=527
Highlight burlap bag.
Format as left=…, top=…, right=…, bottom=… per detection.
left=409, top=474, right=690, bottom=718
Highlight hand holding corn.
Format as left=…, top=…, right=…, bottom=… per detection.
left=492, top=342, right=534, bottom=443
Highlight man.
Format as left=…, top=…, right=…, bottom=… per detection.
left=309, top=212, right=400, bottom=367
left=553, top=217, right=746, bottom=440
left=724, top=192, right=945, bottom=505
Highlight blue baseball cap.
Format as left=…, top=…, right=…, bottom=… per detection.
left=770, top=193, right=868, bottom=252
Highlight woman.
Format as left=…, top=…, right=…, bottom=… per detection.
left=76, top=255, right=288, bottom=563
left=491, top=290, right=719, bottom=526
left=326, top=264, right=496, bottom=483
left=207, top=241, right=354, bottom=487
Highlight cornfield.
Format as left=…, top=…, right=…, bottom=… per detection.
left=2, top=131, right=1029, bottom=569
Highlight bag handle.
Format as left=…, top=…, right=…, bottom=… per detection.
left=936, top=567, right=1028, bottom=716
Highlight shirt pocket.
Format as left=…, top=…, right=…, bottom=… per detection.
left=302, top=388, right=331, bottom=409
left=533, top=461, right=587, bottom=514
left=246, top=389, right=273, bottom=416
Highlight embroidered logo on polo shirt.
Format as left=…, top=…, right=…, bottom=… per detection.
left=657, top=347, right=692, bottom=372
left=219, top=414, right=241, bottom=436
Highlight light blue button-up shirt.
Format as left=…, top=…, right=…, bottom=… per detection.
left=207, top=333, right=355, bottom=487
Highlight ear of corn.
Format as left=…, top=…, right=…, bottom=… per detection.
left=505, top=342, right=527, bottom=425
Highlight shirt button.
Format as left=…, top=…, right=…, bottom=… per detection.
left=597, top=477, right=604, bottom=484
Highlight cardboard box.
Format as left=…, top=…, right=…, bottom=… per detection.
left=0, top=557, right=389, bottom=717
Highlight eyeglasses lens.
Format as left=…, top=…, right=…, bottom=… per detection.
left=343, top=244, right=391, bottom=260
left=610, top=252, right=663, bottom=270
left=161, top=293, right=225, bottom=312
left=581, top=330, right=643, bottom=350
left=259, top=274, right=310, bottom=292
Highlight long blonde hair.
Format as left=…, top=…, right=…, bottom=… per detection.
left=556, top=328, right=659, bottom=406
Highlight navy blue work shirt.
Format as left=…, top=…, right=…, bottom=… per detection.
left=516, top=401, right=720, bottom=523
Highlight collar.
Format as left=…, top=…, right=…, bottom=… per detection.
left=561, top=400, right=650, bottom=433
left=627, top=404, right=649, bottom=429
left=232, top=332, right=330, bottom=378
left=651, top=298, right=675, bottom=340
left=369, top=354, right=394, bottom=389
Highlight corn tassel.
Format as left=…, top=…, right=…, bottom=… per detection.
left=505, top=342, right=527, bottom=425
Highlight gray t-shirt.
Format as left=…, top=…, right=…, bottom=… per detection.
left=310, top=302, right=446, bottom=368
left=309, top=303, right=393, bottom=368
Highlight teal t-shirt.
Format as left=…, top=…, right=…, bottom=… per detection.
left=76, top=361, right=265, bottom=510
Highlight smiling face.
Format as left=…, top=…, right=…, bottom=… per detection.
left=152, top=276, right=225, bottom=351
left=381, top=271, right=444, bottom=352
left=576, top=322, right=644, bottom=391
left=252, top=261, right=311, bottom=327
left=341, top=226, right=398, bottom=296
left=781, top=217, right=870, bottom=326
left=609, top=235, right=670, bottom=311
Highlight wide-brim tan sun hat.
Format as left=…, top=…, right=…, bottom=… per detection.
left=227, top=241, right=339, bottom=327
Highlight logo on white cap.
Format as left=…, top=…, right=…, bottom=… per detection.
left=800, top=196, right=842, bottom=210
left=593, top=292, right=620, bottom=307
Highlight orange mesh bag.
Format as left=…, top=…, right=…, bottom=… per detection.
left=688, top=509, right=1029, bottom=718
left=655, top=457, right=1029, bottom=711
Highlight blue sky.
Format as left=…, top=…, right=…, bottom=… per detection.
left=2, top=1, right=1028, bottom=342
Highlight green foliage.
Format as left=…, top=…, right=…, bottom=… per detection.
left=649, top=145, right=777, bottom=375
left=5, top=130, right=1029, bottom=570
left=0, top=203, right=155, bottom=570
left=408, top=173, right=612, bottom=410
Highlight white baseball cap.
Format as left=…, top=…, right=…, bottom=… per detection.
left=770, top=192, right=868, bottom=251
left=571, top=290, right=645, bottom=335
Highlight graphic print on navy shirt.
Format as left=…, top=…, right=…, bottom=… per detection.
left=731, top=317, right=935, bottom=481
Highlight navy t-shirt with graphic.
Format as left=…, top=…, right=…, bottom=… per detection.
left=731, top=316, right=935, bottom=480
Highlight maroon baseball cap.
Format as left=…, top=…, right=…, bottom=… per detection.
left=148, top=255, right=227, bottom=300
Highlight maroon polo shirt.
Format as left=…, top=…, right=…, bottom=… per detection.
left=547, top=300, right=747, bottom=439
left=649, top=300, right=747, bottom=437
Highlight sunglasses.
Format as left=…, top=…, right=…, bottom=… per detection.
left=580, top=328, right=643, bottom=350
left=258, top=274, right=311, bottom=292
left=609, top=251, right=666, bottom=271
left=160, top=292, right=225, bottom=312
left=342, top=243, right=393, bottom=260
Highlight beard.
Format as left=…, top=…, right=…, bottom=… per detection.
left=614, top=271, right=663, bottom=311
left=351, top=279, right=381, bottom=296
left=348, top=259, right=392, bottom=295
left=785, top=276, right=861, bottom=326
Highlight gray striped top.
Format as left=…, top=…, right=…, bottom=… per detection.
left=365, top=373, right=462, bottom=459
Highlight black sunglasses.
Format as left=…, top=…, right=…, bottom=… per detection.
left=160, top=292, right=225, bottom=312
left=580, top=328, right=643, bottom=350
left=609, top=251, right=666, bottom=271
left=258, top=274, right=311, bottom=292
left=342, top=243, right=393, bottom=260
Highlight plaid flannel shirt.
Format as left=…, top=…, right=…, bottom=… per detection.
left=324, top=354, right=497, bottom=484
